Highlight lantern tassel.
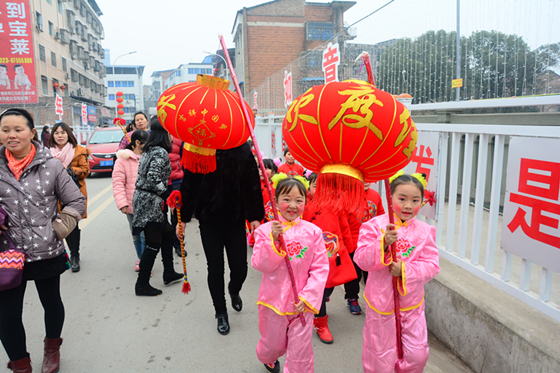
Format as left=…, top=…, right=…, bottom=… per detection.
left=309, top=173, right=364, bottom=216
left=219, top=35, right=306, bottom=327
left=166, top=191, right=190, bottom=295
left=181, top=150, right=216, bottom=174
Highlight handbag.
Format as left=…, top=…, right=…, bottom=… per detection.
left=0, top=249, right=25, bottom=291
left=0, top=205, right=25, bottom=291
left=66, top=166, right=80, bottom=188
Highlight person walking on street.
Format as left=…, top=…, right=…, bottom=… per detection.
left=132, top=118, right=182, bottom=296
left=0, top=108, right=85, bottom=373
left=177, top=141, right=264, bottom=335
left=49, top=122, right=90, bottom=272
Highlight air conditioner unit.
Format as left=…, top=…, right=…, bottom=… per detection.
left=77, top=88, right=83, bottom=96
left=70, top=90, right=76, bottom=96
left=36, top=23, right=43, bottom=32
left=55, top=32, right=60, bottom=40
left=65, top=73, right=70, bottom=80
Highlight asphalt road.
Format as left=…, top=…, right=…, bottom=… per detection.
left=0, top=174, right=473, bottom=373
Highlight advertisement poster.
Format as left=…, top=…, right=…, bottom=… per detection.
left=501, top=137, right=560, bottom=272
left=0, top=1, right=38, bottom=104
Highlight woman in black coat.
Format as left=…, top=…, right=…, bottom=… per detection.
left=178, top=142, right=264, bottom=335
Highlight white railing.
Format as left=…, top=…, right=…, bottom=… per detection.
left=71, top=126, right=95, bottom=145
left=254, top=114, right=560, bottom=322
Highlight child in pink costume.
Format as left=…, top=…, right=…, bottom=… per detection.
left=354, top=172, right=440, bottom=373
left=252, top=178, right=329, bottom=373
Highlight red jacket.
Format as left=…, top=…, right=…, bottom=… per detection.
left=168, top=137, right=184, bottom=184
left=303, top=205, right=357, bottom=288
left=260, top=179, right=276, bottom=222
left=278, top=162, right=304, bottom=177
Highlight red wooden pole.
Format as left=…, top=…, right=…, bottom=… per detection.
left=218, top=35, right=306, bottom=327
left=358, top=51, right=403, bottom=359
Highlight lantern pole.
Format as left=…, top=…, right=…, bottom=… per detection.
left=358, top=52, right=403, bottom=360
left=218, top=35, right=306, bottom=327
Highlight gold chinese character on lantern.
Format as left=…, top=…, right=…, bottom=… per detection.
left=157, top=94, right=177, bottom=123
left=328, top=87, right=384, bottom=141
left=285, top=92, right=318, bottom=132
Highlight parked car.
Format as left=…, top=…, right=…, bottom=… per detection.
left=83, top=127, right=124, bottom=173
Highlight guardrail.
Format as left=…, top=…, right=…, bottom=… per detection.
left=254, top=114, right=560, bottom=322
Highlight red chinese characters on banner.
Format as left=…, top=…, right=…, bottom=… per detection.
left=284, top=70, right=292, bottom=108
left=271, top=129, right=276, bottom=154
left=81, top=103, right=88, bottom=125
left=253, top=91, right=257, bottom=110
left=322, top=42, right=340, bottom=83
left=507, top=158, right=560, bottom=249
left=55, top=94, right=63, bottom=120
left=411, top=145, right=435, bottom=181
left=0, top=1, right=38, bottom=104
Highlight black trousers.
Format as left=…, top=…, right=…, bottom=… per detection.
left=344, top=251, right=365, bottom=299
left=317, top=287, right=335, bottom=318
left=199, top=220, right=248, bottom=316
left=0, top=276, right=64, bottom=361
left=65, top=226, right=80, bottom=257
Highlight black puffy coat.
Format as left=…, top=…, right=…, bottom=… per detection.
left=180, top=143, right=264, bottom=224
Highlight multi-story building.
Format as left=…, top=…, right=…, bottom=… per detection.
left=231, top=0, right=356, bottom=95
left=0, top=0, right=110, bottom=126
left=103, top=50, right=144, bottom=121
left=165, top=59, right=214, bottom=89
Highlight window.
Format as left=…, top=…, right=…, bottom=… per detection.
left=176, top=70, right=181, bottom=77
left=107, top=81, right=114, bottom=87
left=307, top=22, right=334, bottom=40
left=39, top=44, right=46, bottom=62
left=51, top=52, right=56, bottom=67
left=36, top=12, right=44, bottom=32
left=128, top=93, right=135, bottom=100
left=61, top=57, right=67, bottom=72
left=48, top=21, right=54, bottom=36
left=108, top=94, right=115, bottom=100
left=115, top=81, right=121, bottom=87
left=128, top=81, right=134, bottom=87
left=41, top=76, right=48, bottom=95
left=46, top=0, right=52, bottom=4
left=58, top=0, right=63, bottom=14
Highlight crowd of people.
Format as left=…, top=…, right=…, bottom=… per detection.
left=0, top=108, right=439, bottom=373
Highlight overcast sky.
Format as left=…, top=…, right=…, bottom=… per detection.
left=96, top=0, right=560, bottom=83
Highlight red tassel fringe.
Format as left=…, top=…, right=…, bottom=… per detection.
left=308, top=173, right=365, bottom=216
left=180, top=151, right=216, bottom=174
left=167, top=190, right=182, bottom=209
left=182, top=281, right=191, bottom=294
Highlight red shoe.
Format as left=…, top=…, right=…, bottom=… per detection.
left=313, top=315, right=333, bottom=344
left=7, top=356, right=32, bottom=373
left=42, top=337, right=62, bottom=373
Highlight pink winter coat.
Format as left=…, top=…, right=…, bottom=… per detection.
left=354, top=214, right=440, bottom=315
left=251, top=216, right=329, bottom=315
left=168, top=136, right=184, bottom=184
left=112, top=149, right=141, bottom=214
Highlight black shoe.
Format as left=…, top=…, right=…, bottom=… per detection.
left=216, top=312, right=230, bottom=335
left=230, top=293, right=243, bottom=312
left=264, top=360, right=280, bottom=373
left=163, top=271, right=183, bottom=286
left=135, top=283, right=162, bottom=296
left=71, top=256, right=80, bottom=272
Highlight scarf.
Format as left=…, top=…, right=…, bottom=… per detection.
left=50, top=142, right=75, bottom=168
left=6, top=144, right=36, bottom=181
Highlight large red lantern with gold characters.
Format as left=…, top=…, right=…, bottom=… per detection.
left=282, top=79, right=417, bottom=213
left=157, top=75, right=254, bottom=173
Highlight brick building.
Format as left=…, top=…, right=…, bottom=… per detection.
left=231, top=0, right=356, bottom=95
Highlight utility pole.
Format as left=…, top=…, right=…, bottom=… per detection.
left=456, top=0, right=461, bottom=101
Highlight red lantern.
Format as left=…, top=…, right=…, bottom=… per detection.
left=117, top=104, right=124, bottom=109
left=157, top=75, right=254, bottom=173
left=116, top=97, right=124, bottom=103
left=118, top=109, right=125, bottom=115
left=282, top=79, right=417, bottom=213
left=53, top=82, right=59, bottom=90
left=59, top=85, right=66, bottom=92
left=116, top=91, right=123, bottom=97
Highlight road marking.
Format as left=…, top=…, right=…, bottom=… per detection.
left=80, top=195, right=114, bottom=230
left=87, top=184, right=113, bottom=207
